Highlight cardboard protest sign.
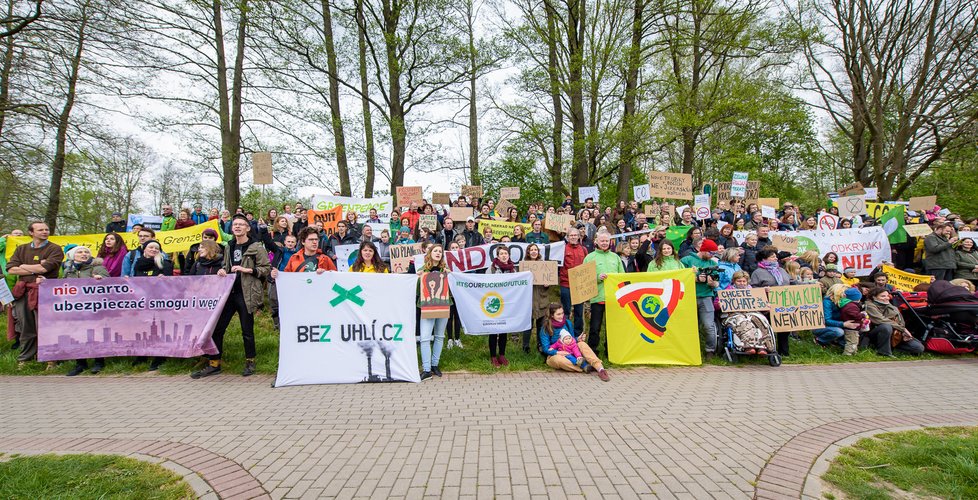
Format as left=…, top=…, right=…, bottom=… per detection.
left=716, top=180, right=760, bottom=205
left=837, top=195, right=867, bottom=218
left=766, top=284, right=825, bottom=332
left=730, top=172, right=749, bottom=199
left=432, top=192, right=452, bottom=205
left=837, top=181, right=865, bottom=197
left=520, top=260, right=558, bottom=286
left=496, top=198, right=516, bottom=218
left=903, top=224, right=932, bottom=238
left=499, top=187, right=520, bottom=200
left=419, top=272, right=451, bottom=318
left=396, top=186, right=422, bottom=207
left=569, top=260, right=597, bottom=304
left=252, top=152, right=273, bottom=184
left=909, top=195, right=937, bottom=212
left=389, top=243, right=423, bottom=273
left=633, top=184, right=651, bottom=203
left=649, top=172, right=693, bottom=200
left=461, top=185, right=483, bottom=199
left=578, top=186, right=599, bottom=203
left=644, top=205, right=656, bottom=217
left=545, top=213, right=575, bottom=233
left=716, top=288, right=769, bottom=313
left=758, top=197, right=780, bottom=210
left=449, top=207, right=473, bottom=223
left=418, top=214, right=437, bottom=232
left=772, top=234, right=799, bottom=253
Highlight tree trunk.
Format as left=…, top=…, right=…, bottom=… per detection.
left=321, top=0, right=350, bottom=196
left=466, top=0, right=479, bottom=185
left=0, top=0, right=15, bottom=137
left=382, top=0, right=406, bottom=192
left=214, top=0, right=246, bottom=211
left=566, top=0, right=587, bottom=194
left=545, top=0, right=564, bottom=201
left=617, top=0, right=644, bottom=201
left=45, top=6, right=88, bottom=232
left=356, top=0, right=376, bottom=197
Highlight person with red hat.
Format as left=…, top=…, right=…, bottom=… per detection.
left=681, top=238, right=721, bottom=358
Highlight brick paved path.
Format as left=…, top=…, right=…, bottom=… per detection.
left=1, top=359, right=976, bottom=499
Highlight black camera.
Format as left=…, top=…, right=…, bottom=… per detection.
left=698, top=267, right=721, bottom=283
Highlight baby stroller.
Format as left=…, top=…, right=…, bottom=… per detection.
left=893, top=280, right=978, bottom=354
left=719, top=312, right=782, bottom=366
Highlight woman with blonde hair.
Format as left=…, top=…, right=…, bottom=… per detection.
left=798, top=250, right=821, bottom=276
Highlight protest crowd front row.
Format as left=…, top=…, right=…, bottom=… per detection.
left=4, top=178, right=978, bottom=385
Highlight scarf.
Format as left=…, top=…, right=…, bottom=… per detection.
left=551, top=318, right=567, bottom=330
left=100, top=242, right=128, bottom=277
left=758, top=260, right=784, bottom=285
left=134, top=255, right=160, bottom=275
left=492, top=258, right=515, bottom=273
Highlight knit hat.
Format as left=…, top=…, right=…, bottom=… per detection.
left=824, top=264, right=840, bottom=274
left=843, top=267, right=856, bottom=274
left=399, top=226, right=411, bottom=234
left=559, top=330, right=573, bottom=341
left=844, top=287, right=862, bottom=302
left=699, top=239, right=719, bottom=253
left=201, top=228, right=219, bottom=239
left=141, top=239, right=161, bottom=252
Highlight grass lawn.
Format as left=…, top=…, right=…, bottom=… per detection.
left=0, top=297, right=947, bottom=377
left=0, top=453, right=194, bottom=499
left=822, top=426, right=978, bottom=500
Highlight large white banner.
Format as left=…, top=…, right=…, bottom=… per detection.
left=274, top=272, right=420, bottom=386
left=734, top=227, right=891, bottom=276
left=448, top=271, right=533, bottom=334
left=414, top=241, right=566, bottom=273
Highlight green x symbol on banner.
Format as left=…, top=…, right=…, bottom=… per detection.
left=330, top=284, right=365, bottom=307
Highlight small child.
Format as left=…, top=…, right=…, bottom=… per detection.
left=799, top=267, right=817, bottom=284
left=549, top=331, right=587, bottom=369
left=842, top=267, right=860, bottom=286
left=839, top=287, right=864, bottom=355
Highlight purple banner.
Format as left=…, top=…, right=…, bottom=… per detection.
left=37, top=275, right=235, bottom=361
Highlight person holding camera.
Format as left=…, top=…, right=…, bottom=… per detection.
left=681, top=238, right=721, bottom=359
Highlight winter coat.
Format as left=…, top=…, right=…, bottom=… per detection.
left=954, top=248, right=978, bottom=281
left=924, top=232, right=956, bottom=270
left=538, top=320, right=576, bottom=356
left=750, top=265, right=792, bottom=288
left=740, top=243, right=761, bottom=274
left=558, top=242, right=589, bottom=288
left=63, top=259, right=109, bottom=279
left=190, top=255, right=224, bottom=276
left=717, top=261, right=742, bottom=290
left=822, top=296, right=844, bottom=328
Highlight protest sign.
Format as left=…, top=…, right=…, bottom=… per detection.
left=758, top=197, right=780, bottom=210
left=837, top=181, right=865, bottom=196
left=733, top=227, right=891, bottom=276
left=772, top=234, right=799, bottom=253
left=274, top=272, right=420, bottom=386
left=395, top=186, right=423, bottom=207
left=432, top=192, right=452, bottom=205
left=449, top=207, right=473, bottom=223
left=335, top=244, right=359, bottom=272
left=569, top=260, right=597, bottom=304
left=831, top=200, right=902, bottom=220
left=716, top=180, right=760, bottom=205
left=716, top=288, right=769, bottom=313
left=389, top=243, right=424, bottom=273
left=448, top=271, right=532, bottom=334
left=37, top=275, right=235, bottom=361
left=761, top=205, right=777, bottom=219
left=461, top=185, right=483, bottom=200
left=605, top=269, right=701, bottom=365
left=0, top=280, right=14, bottom=305
left=644, top=205, right=656, bottom=217
left=419, top=272, right=451, bottom=318
left=837, top=195, right=867, bottom=218
left=633, top=184, right=651, bottom=203
left=545, top=213, right=575, bottom=233
left=477, top=219, right=526, bottom=238
left=578, top=185, right=599, bottom=203
left=818, top=213, right=839, bottom=230
left=418, top=214, right=437, bottom=232
left=499, top=187, right=520, bottom=200
left=693, top=194, right=711, bottom=220
left=306, top=206, right=344, bottom=237
left=519, top=260, right=558, bottom=286
left=909, top=195, right=937, bottom=212
left=414, top=241, right=565, bottom=273
left=252, top=152, right=273, bottom=184
left=882, top=265, right=933, bottom=292
left=864, top=187, right=878, bottom=200
left=5, top=219, right=227, bottom=261
left=903, top=224, right=932, bottom=238
left=730, top=172, right=749, bottom=199
left=495, top=198, right=516, bottom=218
left=649, top=172, right=693, bottom=200
left=310, top=194, right=393, bottom=225
left=126, top=214, right=163, bottom=231
left=766, top=284, right=825, bottom=332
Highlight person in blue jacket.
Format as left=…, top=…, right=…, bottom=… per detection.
left=538, top=304, right=610, bottom=381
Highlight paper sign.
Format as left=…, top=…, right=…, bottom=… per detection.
left=818, top=213, right=839, bottom=230
left=758, top=198, right=780, bottom=209
left=761, top=205, right=777, bottom=220
left=909, top=196, right=937, bottom=212
left=863, top=187, right=878, bottom=200
left=419, top=272, right=451, bottom=318
left=0, top=280, right=14, bottom=305
left=837, top=195, right=867, bottom=218
left=766, top=284, right=824, bottom=332
left=252, top=152, right=273, bottom=185
left=500, top=187, right=520, bottom=200
left=396, top=186, right=423, bottom=207
left=649, top=172, right=693, bottom=200
left=837, top=181, right=865, bottom=196
left=389, top=243, right=424, bottom=273
left=716, top=180, right=760, bottom=205
left=578, top=186, right=599, bottom=203
left=633, top=184, right=651, bottom=203
left=730, top=172, right=749, bottom=199
left=432, top=192, right=452, bottom=205
left=461, top=185, right=483, bottom=200
left=903, top=224, right=932, bottom=238
left=418, top=214, right=437, bottom=232
left=545, top=213, right=575, bottom=233
left=693, top=194, right=711, bottom=220
left=520, top=260, right=558, bottom=286
left=716, top=288, right=769, bottom=313
left=569, top=260, right=598, bottom=304
left=449, top=207, right=473, bottom=223
left=772, top=234, right=799, bottom=253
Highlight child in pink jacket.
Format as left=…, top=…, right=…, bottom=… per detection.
left=549, top=331, right=587, bottom=369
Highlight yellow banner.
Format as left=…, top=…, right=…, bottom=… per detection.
left=604, top=268, right=702, bottom=365
left=5, top=219, right=226, bottom=260
left=476, top=219, right=528, bottom=238
left=882, top=265, right=933, bottom=292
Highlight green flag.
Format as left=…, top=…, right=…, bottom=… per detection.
left=666, top=226, right=693, bottom=248
left=880, top=205, right=907, bottom=244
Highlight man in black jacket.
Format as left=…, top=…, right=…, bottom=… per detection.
left=461, top=217, right=482, bottom=248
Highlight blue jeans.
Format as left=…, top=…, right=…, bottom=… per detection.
left=419, top=317, right=447, bottom=371
left=559, top=287, right=584, bottom=335
left=696, top=297, right=717, bottom=353
left=812, top=327, right=845, bottom=346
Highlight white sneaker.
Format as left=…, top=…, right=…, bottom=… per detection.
left=455, top=339, right=464, bottom=349
left=444, top=340, right=453, bottom=350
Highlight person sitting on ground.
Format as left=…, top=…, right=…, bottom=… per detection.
left=538, top=303, right=610, bottom=381
left=548, top=330, right=588, bottom=370
left=864, top=287, right=925, bottom=355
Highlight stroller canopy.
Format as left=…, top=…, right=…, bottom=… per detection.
left=927, top=280, right=978, bottom=306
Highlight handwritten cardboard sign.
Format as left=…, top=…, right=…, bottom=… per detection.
left=389, top=242, right=424, bottom=273
left=396, top=186, right=423, bottom=207
left=418, top=214, right=437, bottom=232
left=837, top=195, right=867, bottom=218
left=758, top=197, right=780, bottom=210
left=649, top=172, right=693, bottom=200
left=252, top=152, right=273, bottom=185
left=500, top=187, right=520, bottom=200
left=909, top=195, right=937, bottom=212
left=772, top=234, right=799, bottom=253
left=545, top=213, right=576, bottom=233
left=520, top=260, right=558, bottom=286
left=461, top=185, right=483, bottom=200
left=766, top=284, right=824, bottom=332
left=716, top=288, right=769, bottom=313
left=569, top=260, right=597, bottom=305
left=837, top=181, right=866, bottom=197
left=432, top=192, right=452, bottom=205
left=449, top=207, right=473, bottom=223
left=903, top=223, right=932, bottom=238
left=730, top=172, right=749, bottom=198
left=716, top=180, right=760, bottom=205
left=496, top=198, right=516, bottom=218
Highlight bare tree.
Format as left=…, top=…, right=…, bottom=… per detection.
left=0, top=0, right=41, bottom=39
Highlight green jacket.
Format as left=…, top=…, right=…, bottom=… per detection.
left=224, top=239, right=271, bottom=314
left=583, top=248, right=624, bottom=303
left=648, top=257, right=684, bottom=272
left=160, top=216, right=177, bottom=232
left=955, top=248, right=978, bottom=281
left=680, top=254, right=718, bottom=298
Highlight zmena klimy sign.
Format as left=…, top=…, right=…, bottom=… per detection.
left=274, top=272, right=420, bottom=386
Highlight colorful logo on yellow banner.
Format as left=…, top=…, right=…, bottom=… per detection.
left=614, top=280, right=685, bottom=344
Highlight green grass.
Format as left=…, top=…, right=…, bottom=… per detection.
left=822, top=426, right=978, bottom=500
left=0, top=453, right=194, bottom=499
left=0, top=298, right=951, bottom=377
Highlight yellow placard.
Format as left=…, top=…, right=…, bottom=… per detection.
left=882, top=265, right=933, bottom=292
left=604, top=268, right=701, bottom=365
left=477, top=219, right=527, bottom=238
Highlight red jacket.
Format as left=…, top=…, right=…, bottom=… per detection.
left=558, top=242, right=589, bottom=288
left=284, top=250, right=337, bottom=273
